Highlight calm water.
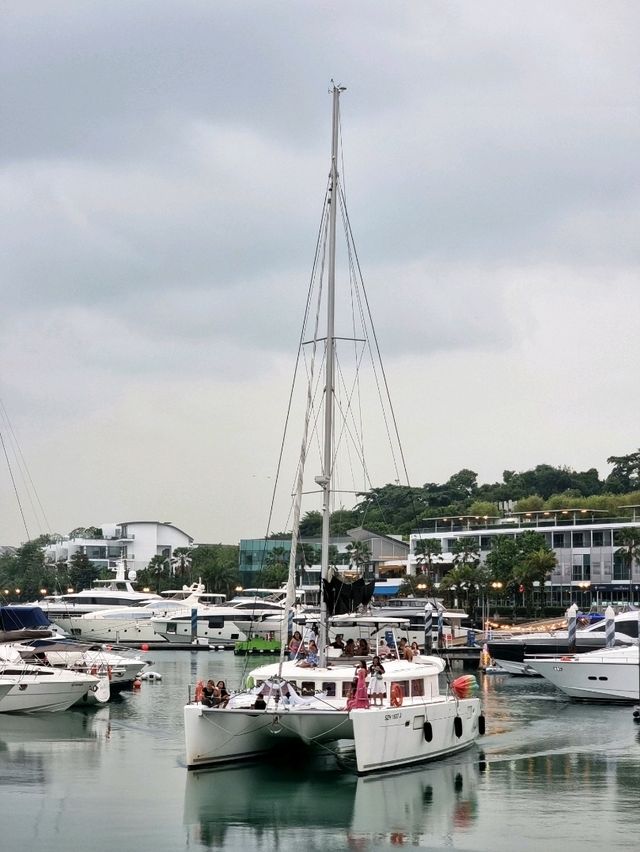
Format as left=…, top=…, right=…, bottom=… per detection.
left=2, top=649, right=640, bottom=852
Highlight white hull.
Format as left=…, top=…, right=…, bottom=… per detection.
left=183, top=653, right=478, bottom=769
left=184, top=701, right=355, bottom=767
left=66, top=616, right=164, bottom=644
left=490, top=657, right=540, bottom=677
left=0, top=670, right=98, bottom=712
left=528, top=647, right=640, bottom=702
left=350, top=697, right=481, bottom=774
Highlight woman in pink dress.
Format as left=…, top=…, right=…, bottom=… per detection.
left=352, top=660, right=370, bottom=709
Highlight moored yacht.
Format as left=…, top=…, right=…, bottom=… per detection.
left=527, top=644, right=640, bottom=702
left=487, top=609, right=638, bottom=676
left=64, top=582, right=216, bottom=643
left=0, top=660, right=98, bottom=712
left=33, top=563, right=161, bottom=630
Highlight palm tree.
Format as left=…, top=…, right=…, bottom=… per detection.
left=615, top=527, right=640, bottom=602
left=345, top=541, right=371, bottom=573
left=171, top=548, right=193, bottom=583
left=439, top=565, right=476, bottom=610
left=414, top=538, right=442, bottom=582
left=515, top=548, right=557, bottom=615
left=451, top=537, right=480, bottom=571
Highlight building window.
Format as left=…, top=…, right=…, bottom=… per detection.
left=572, top=532, right=586, bottom=548
left=553, top=533, right=567, bottom=548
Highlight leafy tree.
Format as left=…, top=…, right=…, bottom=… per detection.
left=68, top=550, right=99, bottom=592
left=484, top=536, right=522, bottom=586
left=299, top=511, right=322, bottom=537
left=606, top=450, right=640, bottom=494
left=256, top=563, right=288, bottom=588
left=468, top=501, right=499, bottom=518
left=513, top=495, right=545, bottom=513
left=190, top=544, right=240, bottom=596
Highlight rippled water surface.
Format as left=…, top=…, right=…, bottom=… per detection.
left=2, top=649, right=640, bottom=851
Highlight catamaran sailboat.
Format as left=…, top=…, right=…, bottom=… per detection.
left=184, top=84, right=483, bottom=772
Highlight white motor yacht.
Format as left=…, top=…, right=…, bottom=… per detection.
left=527, top=644, right=640, bottom=702
left=151, top=594, right=292, bottom=647
left=1, top=638, right=150, bottom=695
left=487, top=609, right=638, bottom=675
left=0, top=661, right=98, bottom=712
left=64, top=582, right=216, bottom=643
left=34, top=564, right=161, bottom=631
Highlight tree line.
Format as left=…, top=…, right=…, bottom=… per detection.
left=295, top=451, right=640, bottom=538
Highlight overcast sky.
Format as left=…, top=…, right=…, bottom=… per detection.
left=1, top=1, right=639, bottom=547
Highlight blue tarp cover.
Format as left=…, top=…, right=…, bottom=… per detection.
left=373, top=584, right=401, bottom=596
left=0, top=606, right=51, bottom=631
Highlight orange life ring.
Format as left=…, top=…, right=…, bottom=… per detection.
left=390, top=684, right=403, bottom=707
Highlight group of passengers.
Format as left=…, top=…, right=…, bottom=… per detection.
left=287, top=630, right=422, bottom=667
left=201, top=678, right=230, bottom=708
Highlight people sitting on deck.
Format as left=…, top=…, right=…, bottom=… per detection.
left=288, top=631, right=304, bottom=661
left=410, top=641, right=420, bottom=657
left=216, top=680, right=230, bottom=707
left=297, top=640, right=319, bottom=667
left=403, top=644, right=414, bottom=662
left=331, top=634, right=345, bottom=650
left=356, top=638, right=369, bottom=656
left=343, top=639, right=356, bottom=657
left=377, top=638, right=391, bottom=658
left=201, top=679, right=220, bottom=707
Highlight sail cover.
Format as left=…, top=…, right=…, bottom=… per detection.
left=322, top=576, right=375, bottom=615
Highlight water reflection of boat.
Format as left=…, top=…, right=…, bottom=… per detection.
left=0, top=705, right=111, bottom=755
left=183, top=756, right=481, bottom=847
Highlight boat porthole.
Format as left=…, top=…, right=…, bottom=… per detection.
left=454, top=716, right=463, bottom=738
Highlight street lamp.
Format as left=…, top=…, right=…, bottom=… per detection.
left=416, top=582, right=427, bottom=596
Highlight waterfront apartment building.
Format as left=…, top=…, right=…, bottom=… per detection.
left=44, top=520, right=194, bottom=578
left=409, top=508, right=640, bottom=608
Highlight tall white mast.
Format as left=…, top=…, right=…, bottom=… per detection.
left=317, top=81, right=344, bottom=667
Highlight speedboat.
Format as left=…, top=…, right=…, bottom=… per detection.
left=487, top=609, right=638, bottom=675
left=527, top=644, right=640, bottom=702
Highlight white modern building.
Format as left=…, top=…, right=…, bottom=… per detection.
left=44, top=520, right=194, bottom=577
left=409, top=507, right=640, bottom=608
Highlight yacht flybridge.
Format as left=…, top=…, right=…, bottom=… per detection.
left=183, top=84, right=484, bottom=773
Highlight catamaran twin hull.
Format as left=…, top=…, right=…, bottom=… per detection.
left=183, top=697, right=481, bottom=774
